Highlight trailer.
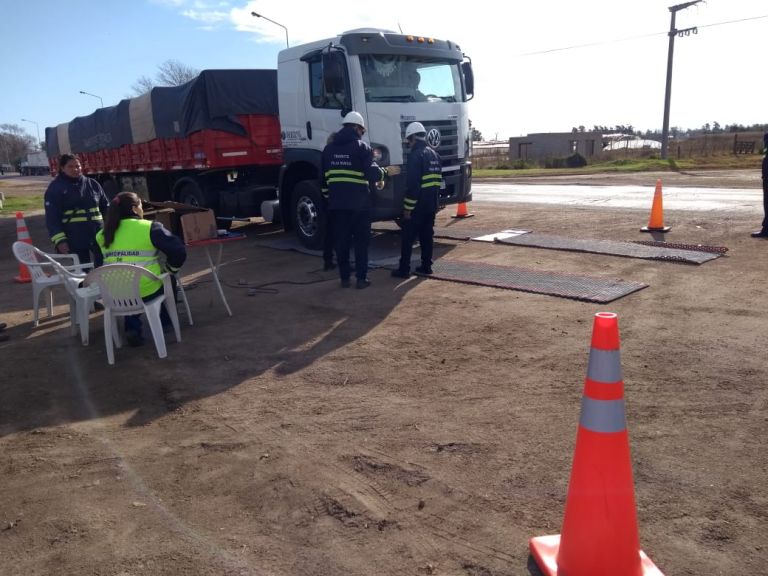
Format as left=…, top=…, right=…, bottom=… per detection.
left=47, top=29, right=474, bottom=248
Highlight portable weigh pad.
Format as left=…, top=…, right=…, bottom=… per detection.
left=422, top=260, right=647, bottom=303
left=493, top=233, right=721, bottom=264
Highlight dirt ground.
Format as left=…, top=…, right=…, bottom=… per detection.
left=1, top=172, right=767, bottom=576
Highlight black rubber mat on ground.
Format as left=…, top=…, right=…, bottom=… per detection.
left=631, top=240, right=729, bottom=254
left=494, top=234, right=721, bottom=264
left=425, top=259, right=647, bottom=303
left=372, top=224, right=497, bottom=241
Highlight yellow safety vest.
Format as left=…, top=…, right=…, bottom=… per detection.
left=95, top=219, right=162, bottom=298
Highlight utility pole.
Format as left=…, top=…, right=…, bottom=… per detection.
left=660, top=1, right=702, bottom=159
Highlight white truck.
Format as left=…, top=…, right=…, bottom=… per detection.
left=275, top=28, right=474, bottom=248
left=20, top=151, right=49, bottom=176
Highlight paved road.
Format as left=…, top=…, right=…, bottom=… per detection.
left=472, top=182, right=763, bottom=212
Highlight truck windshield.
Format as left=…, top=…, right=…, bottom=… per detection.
left=360, top=55, right=463, bottom=103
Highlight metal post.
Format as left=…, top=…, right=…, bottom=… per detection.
left=251, top=12, right=289, bottom=48
left=660, top=1, right=702, bottom=160
left=79, top=90, right=104, bottom=108
left=21, top=118, right=41, bottom=150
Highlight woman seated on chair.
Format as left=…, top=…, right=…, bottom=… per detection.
left=95, top=192, right=186, bottom=347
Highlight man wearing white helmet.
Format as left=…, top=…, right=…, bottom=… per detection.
left=391, top=121, right=442, bottom=277
left=321, top=111, right=386, bottom=289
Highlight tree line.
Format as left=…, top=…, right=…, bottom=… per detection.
left=571, top=123, right=768, bottom=139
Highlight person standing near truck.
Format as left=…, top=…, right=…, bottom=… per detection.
left=45, top=154, right=109, bottom=264
left=751, top=132, right=768, bottom=238
left=391, top=122, right=442, bottom=278
left=321, top=112, right=385, bottom=289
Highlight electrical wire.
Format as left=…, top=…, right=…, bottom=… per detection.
left=512, top=13, right=768, bottom=58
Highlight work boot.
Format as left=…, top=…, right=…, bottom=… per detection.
left=391, top=269, right=410, bottom=279
left=356, top=278, right=371, bottom=290
left=340, top=278, right=351, bottom=288
left=125, top=331, right=145, bottom=347
left=750, top=229, right=768, bottom=238
left=415, top=265, right=433, bottom=275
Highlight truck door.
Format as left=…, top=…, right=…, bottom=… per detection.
left=302, top=50, right=352, bottom=146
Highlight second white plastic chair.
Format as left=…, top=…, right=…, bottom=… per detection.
left=85, top=264, right=181, bottom=365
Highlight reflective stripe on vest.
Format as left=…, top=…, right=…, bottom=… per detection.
left=325, top=168, right=368, bottom=187
left=63, top=207, right=103, bottom=224
left=421, top=173, right=442, bottom=189
left=96, top=219, right=162, bottom=298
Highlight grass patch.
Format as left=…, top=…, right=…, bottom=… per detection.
left=0, top=195, right=44, bottom=215
left=474, top=155, right=758, bottom=178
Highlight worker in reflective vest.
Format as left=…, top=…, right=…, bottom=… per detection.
left=391, top=122, right=442, bottom=278
left=321, top=111, right=385, bottom=289
left=45, top=154, right=109, bottom=265
left=95, top=192, right=186, bottom=346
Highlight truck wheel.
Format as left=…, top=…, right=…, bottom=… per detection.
left=179, top=182, right=206, bottom=207
left=292, top=180, right=326, bottom=250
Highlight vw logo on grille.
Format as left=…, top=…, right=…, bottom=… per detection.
left=426, top=128, right=441, bottom=148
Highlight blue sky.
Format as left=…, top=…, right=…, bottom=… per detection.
left=2, top=0, right=766, bottom=147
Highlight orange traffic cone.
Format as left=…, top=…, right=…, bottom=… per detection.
left=641, top=179, right=670, bottom=232
left=451, top=200, right=474, bottom=219
left=529, top=312, right=664, bottom=576
left=14, top=211, right=33, bottom=283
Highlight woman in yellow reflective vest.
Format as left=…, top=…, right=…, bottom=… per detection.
left=95, top=192, right=186, bottom=347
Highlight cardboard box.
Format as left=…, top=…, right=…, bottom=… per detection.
left=144, top=201, right=217, bottom=244
left=180, top=210, right=217, bottom=244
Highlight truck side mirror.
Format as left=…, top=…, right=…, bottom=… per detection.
left=461, top=61, right=474, bottom=101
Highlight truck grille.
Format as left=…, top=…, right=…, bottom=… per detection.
left=400, top=119, right=459, bottom=166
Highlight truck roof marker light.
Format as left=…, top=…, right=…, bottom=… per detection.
left=406, top=35, right=414, bottom=41
left=417, top=37, right=425, bottom=43
left=428, top=38, right=434, bottom=44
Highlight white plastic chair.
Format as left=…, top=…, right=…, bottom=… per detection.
left=12, top=241, right=93, bottom=326
left=84, top=264, right=181, bottom=365
left=46, top=258, right=101, bottom=345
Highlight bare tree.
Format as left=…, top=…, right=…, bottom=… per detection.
left=156, top=60, right=199, bottom=86
left=0, top=124, right=36, bottom=167
left=130, top=75, right=155, bottom=96
left=131, top=60, right=200, bottom=96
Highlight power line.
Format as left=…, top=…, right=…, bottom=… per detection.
left=512, top=13, right=768, bottom=58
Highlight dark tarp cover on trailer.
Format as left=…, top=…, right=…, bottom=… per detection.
left=45, top=127, right=59, bottom=157
left=67, top=100, right=133, bottom=154
left=156, top=69, right=278, bottom=139
left=46, top=69, right=279, bottom=156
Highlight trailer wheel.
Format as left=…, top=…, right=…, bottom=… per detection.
left=102, top=178, right=119, bottom=200
left=292, top=180, right=326, bottom=250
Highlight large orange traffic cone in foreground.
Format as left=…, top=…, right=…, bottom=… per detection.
left=641, top=179, right=670, bottom=232
left=529, top=312, right=664, bottom=576
left=13, top=212, right=32, bottom=283
left=452, top=200, right=474, bottom=219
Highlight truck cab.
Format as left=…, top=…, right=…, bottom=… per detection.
left=277, top=28, right=474, bottom=249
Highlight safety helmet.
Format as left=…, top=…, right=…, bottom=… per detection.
left=342, top=111, right=365, bottom=129
left=404, top=121, right=426, bottom=139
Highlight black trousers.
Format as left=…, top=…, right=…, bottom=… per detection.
left=762, top=181, right=768, bottom=230
left=332, top=209, right=370, bottom=281
left=398, top=210, right=436, bottom=272
left=323, top=210, right=335, bottom=265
